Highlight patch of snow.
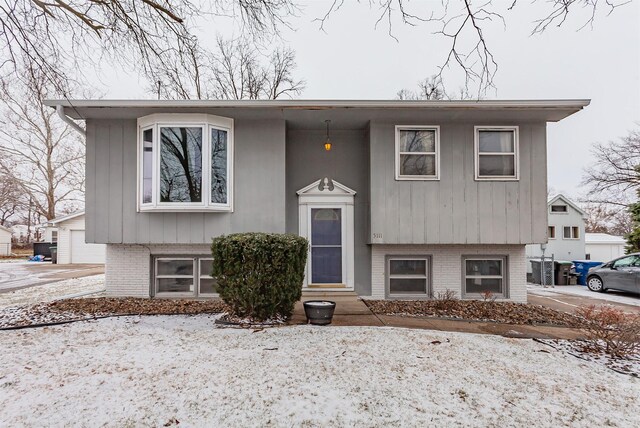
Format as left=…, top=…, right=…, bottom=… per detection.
left=1, top=318, right=639, bottom=426
left=0, top=274, right=105, bottom=309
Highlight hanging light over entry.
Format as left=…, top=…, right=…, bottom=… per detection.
left=324, top=120, right=332, bottom=151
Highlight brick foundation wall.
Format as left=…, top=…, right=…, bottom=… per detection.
left=370, top=244, right=527, bottom=303
left=105, top=244, right=211, bottom=297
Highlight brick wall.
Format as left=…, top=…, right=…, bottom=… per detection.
left=105, top=244, right=211, bottom=297
left=370, top=244, right=527, bottom=303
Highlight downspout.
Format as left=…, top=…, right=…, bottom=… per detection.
left=56, top=105, right=86, bottom=137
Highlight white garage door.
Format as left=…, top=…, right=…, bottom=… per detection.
left=70, top=230, right=106, bottom=264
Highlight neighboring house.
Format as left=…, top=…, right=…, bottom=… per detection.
left=526, top=194, right=586, bottom=267
left=46, top=99, right=589, bottom=302
left=0, top=225, right=11, bottom=256
left=43, top=212, right=105, bottom=264
left=585, top=233, right=626, bottom=263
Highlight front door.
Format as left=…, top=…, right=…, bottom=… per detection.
left=310, top=207, right=343, bottom=285
left=297, top=177, right=355, bottom=290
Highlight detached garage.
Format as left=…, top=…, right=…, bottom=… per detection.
left=585, top=233, right=626, bottom=263
left=46, top=212, right=105, bottom=264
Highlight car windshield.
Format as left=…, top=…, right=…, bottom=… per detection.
left=613, top=256, right=640, bottom=268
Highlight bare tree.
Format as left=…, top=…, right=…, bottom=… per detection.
left=0, top=64, right=85, bottom=221
left=0, top=0, right=297, bottom=92
left=582, top=128, right=640, bottom=207
left=318, top=0, right=630, bottom=96
left=583, top=202, right=633, bottom=236
left=153, top=36, right=305, bottom=100
left=397, top=75, right=475, bottom=100
left=0, top=171, right=23, bottom=225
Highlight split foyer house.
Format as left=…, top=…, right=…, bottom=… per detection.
left=45, top=99, right=589, bottom=302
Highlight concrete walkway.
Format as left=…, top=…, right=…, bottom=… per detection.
left=290, top=292, right=584, bottom=340
left=0, top=263, right=104, bottom=293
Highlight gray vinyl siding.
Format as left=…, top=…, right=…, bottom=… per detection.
left=369, top=121, right=548, bottom=245
left=86, top=118, right=286, bottom=244
left=285, top=129, right=371, bottom=296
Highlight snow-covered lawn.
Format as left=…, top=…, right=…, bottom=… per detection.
left=528, top=284, right=640, bottom=308
left=1, top=317, right=638, bottom=427
left=0, top=274, right=105, bottom=309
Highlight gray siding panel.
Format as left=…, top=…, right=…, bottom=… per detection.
left=86, top=118, right=286, bottom=244
left=370, top=121, right=548, bottom=244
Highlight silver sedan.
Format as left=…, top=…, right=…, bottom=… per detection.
left=586, top=253, right=640, bottom=295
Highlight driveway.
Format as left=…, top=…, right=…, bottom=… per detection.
left=528, top=283, right=640, bottom=314
left=0, top=262, right=104, bottom=293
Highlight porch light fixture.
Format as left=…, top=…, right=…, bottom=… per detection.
left=324, top=120, right=332, bottom=151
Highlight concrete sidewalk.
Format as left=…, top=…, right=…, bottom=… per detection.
left=290, top=293, right=584, bottom=340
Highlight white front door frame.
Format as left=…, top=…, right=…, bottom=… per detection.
left=297, top=178, right=356, bottom=291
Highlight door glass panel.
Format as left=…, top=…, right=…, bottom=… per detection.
left=311, top=247, right=342, bottom=283
left=311, top=209, right=341, bottom=245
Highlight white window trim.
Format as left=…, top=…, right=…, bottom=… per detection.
left=386, top=256, right=430, bottom=299
left=548, top=226, right=556, bottom=240
left=563, top=226, right=580, bottom=240
left=395, top=125, right=440, bottom=181
left=137, top=113, right=234, bottom=213
left=462, top=256, right=508, bottom=299
left=474, top=126, right=519, bottom=181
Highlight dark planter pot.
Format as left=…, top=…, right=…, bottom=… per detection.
left=303, top=300, right=336, bottom=325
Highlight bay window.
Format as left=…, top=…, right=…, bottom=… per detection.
left=138, top=114, right=233, bottom=211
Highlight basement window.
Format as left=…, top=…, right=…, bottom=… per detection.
left=153, top=256, right=218, bottom=298
left=387, top=257, right=430, bottom=297
left=138, top=114, right=233, bottom=212
left=463, top=256, right=508, bottom=299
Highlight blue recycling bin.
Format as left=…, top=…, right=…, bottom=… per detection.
left=572, top=260, right=604, bottom=286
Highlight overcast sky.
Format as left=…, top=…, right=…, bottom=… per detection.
left=90, top=0, right=640, bottom=200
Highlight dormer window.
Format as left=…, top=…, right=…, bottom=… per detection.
left=137, top=114, right=233, bottom=212
left=550, top=204, right=568, bottom=213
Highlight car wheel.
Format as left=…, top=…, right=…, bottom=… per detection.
left=587, top=276, right=605, bottom=292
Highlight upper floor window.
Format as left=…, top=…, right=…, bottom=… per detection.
left=550, top=204, right=568, bottom=213
left=474, top=126, right=519, bottom=181
left=138, top=114, right=233, bottom=212
left=563, top=226, right=580, bottom=240
left=548, top=226, right=556, bottom=239
left=395, top=126, right=440, bottom=180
